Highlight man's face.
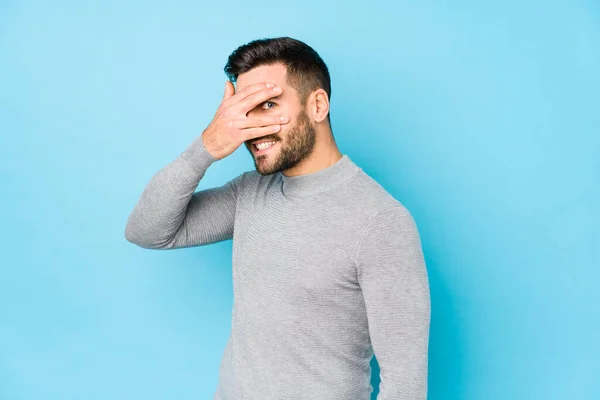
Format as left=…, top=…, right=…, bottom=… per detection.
left=237, top=63, right=316, bottom=176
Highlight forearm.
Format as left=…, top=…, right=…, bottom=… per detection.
left=375, top=306, right=430, bottom=399
left=124, top=135, right=217, bottom=248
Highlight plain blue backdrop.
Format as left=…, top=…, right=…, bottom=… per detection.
left=1, top=1, right=599, bottom=399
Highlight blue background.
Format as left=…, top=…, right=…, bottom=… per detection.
left=1, top=1, right=599, bottom=399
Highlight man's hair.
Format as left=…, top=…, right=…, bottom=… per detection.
left=224, top=37, right=331, bottom=120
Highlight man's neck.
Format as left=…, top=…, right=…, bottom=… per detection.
left=281, top=129, right=342, bottom=178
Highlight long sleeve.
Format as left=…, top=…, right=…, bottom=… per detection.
left=355, top=205, right=431, bottom=399
left=124, top=134, right=246, bottom=249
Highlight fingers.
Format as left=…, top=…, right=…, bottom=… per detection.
left=236, top=114, right=289, bottom=130
left=223, top=81, right=275, bottom=107
left=241, top=124, right=282, bottom=142
left=222, top=81, right=235, bottom=101
left=236, top=85, right=282, bottom=114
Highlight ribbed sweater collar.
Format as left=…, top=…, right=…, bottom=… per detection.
left=278, top=154, right=360, bottom=198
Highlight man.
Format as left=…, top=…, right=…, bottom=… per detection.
left=125, top=37, right=430, bottom=400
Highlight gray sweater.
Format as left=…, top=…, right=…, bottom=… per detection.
left=125, top=135, right=431, bottom=399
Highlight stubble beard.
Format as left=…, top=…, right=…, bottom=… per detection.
left=250, top=109, right=316, bottom=176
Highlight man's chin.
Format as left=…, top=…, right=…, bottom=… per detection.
left=255, top=166, right=279, bottom=176
left=254, top=157, right=282, bottom=176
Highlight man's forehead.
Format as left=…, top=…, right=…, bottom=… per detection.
left=235, top=63, right=288, bottom=91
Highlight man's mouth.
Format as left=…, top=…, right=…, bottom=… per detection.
left=252, top=140, right=279, bottom=154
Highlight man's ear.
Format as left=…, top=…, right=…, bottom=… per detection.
left=309, top=89, right=330, bottom=123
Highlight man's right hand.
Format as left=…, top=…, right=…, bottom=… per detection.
left=201, top=81, right=290, bottom=160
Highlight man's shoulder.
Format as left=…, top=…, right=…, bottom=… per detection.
left=346, top=167, right=407, bottom=217
left=231, top=169, right=277, bottom=200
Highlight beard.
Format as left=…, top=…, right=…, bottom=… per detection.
left=245, top=109, right=316, bottom=176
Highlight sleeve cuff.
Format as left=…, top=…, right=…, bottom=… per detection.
left=180, top=134, right=219, bottom=172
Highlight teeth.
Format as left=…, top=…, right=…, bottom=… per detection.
left=256, top=141, right=277, bottom=150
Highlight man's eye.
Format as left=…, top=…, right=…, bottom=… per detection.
left=261, top=101, right=276, bottom=110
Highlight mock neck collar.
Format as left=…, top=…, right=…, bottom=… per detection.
left=278, top=154, right=360, bottom=198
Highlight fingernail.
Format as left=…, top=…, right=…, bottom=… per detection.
left=266, top=83, right=274, bottom=88
left=273, top=86, right=282, bottom=92
left=280, top=115, right=288, bottom=121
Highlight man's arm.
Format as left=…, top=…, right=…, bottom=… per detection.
left=124, top=80, right=289, bottom=249
left=355, top=205, right=431, bottom=399
left=124, top=134, right=244, bottom=249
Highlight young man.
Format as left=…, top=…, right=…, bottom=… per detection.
left=125, top=36, right=430, bottom=400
